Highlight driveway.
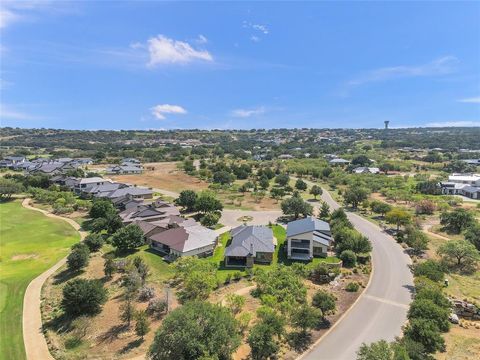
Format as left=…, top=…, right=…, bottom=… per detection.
left=300, top=188, right=413, bottom=360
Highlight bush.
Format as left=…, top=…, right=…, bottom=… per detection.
left=200, top=211, right=221, bottom=227
left=67, top=243, right=90, bottom=272
left=111, top=224, right=145, bottom=252
left=312, top=290, right=336, bottom=315
left=62, top=279, right=107, bottom=316
left=339, top=250, right=357, bottom=267
left=147, top=298, right=168, bottom=319
left=346, top=282, right=360, bottom=292
left=138, top=286, right=156, bottom=301
left=412, top=260, right=445, bottom=282
left=84, top=233, right=104, bottom=252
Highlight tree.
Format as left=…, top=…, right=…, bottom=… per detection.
left=343, top=187, right=369, bottom=209
left=403, top=318, right=445, bottom=354
left=415, top=180, right=441, bottom=195
left=104, top=256, right=115, bottom=279
left=440, top=208, right=476, bottom=234
left=174, top=190, right=197, bottom=212
left=312, top=290, right=336, bottom=316
left=408, top=299, right=450, bottom=332
left=274, top=173, right=290, bottom=187
left=194, top=191, right=223, bottom=214
left=404, top=226, right=429, bottom=254
left=62, top=279, right=107, bottom=316
left=177, top=271, right=217, bottom=303
left=270, top=187, right=285, bottom=202
left=357, top=340, right=394, bottom=360
left=120, top=299, right=135, bottom=326
left=133, top=257, right=150, bottom=284
left=291, top=305, right=322, bottom=334
left=339, top=250, right=357, bottom=267
left=213, top=170, right=235, bottom=185
left=148, top=301, right=241, bottom=360
left=259, top=176, right=270, bottom=190
left=385, top=209, right=411, bottom=231
left=89, top=199, right=115, bottom=219
left=437, top=240, right=479, bottom=271
left=135, top=310, right=150, bottom=340
left=370, top=201, right=392, bottom=217
left=281, top=196, right=313, bottom=219
left=415, top=200, right=435, bottom=215
left=295, top=178, right=308, bottom=191
left=319, top=201, right=330, bottom=219
left=256, top=306, right=285, bottom=337
left=84, top=233, right=104, bottom=252
left=67, top=243, right=90, bottom=272
left=200, top=211, right=221, bottom=227
left=248, top=323, right=279, bottom=360
left=352, top=155, right=371, bottom=166
left=0, top=178, right=23, bottom=199
left=111, top=224, right=145, bottom=252
left=310, top=185, right=323, bottom=199
left=465, top=222, right=480, bottom=250
left=225, top=294, right=245, bottom=315
left=412, top=260, right=445, bottom=282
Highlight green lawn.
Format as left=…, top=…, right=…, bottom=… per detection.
left=0, top=200, right=80, bottom=360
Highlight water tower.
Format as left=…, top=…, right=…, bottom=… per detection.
left=384, top=121, right=390, bottom=130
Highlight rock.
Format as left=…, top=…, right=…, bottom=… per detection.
left=449, top=313, right=459, bottom=324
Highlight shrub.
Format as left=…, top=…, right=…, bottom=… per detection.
left=138, top=286, right=156, bottom=301
left=412, top=260, right=445, bottom=282
left=233, top=271, right=242, bottom=281
left=147, top=298, right=168, bottom=319
left=84, top=233, right=104, bottom=252
left=62, top=279, right=107, bottom=316
left=200, top=211, right=221, bottom=227
left=346, top=282, right=360, bottom=292
left=67, top=243, right=90, bottom=272
left=111, top=224, right=145, bottom=252
left=339, top=250, right=357, bottom=267
left=312, top=290, right=336, bottom=315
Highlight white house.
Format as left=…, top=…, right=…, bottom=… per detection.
left=440, top=173, right=480, bottom=199
left=353, top=167, right=380, bottom=174
left=286, top=216, right=334, bottom=260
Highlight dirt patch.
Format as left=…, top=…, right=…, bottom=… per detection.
left=11, top=254, right=38, bottom=261
left=109, top=162, right=209, bottom=193
left=436, top=324, right=480, bottom=360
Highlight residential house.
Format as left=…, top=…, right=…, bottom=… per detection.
left=96, top=186, right=153, bottom=201
left=329, top=158, right=350, bottom=165
left=353, top=167, right=380, bottom=174
left=106, top=165, right=143, bottom=175
left=73, top=177, right=111, bottom=194
left=440, top=173, right=480, bottom=199
left=119, top=202, right=179, bottom=224
left=224, top=225, right=275, bottom=268
left=148, top=222, right=217, bottom=259
left=286, top=216, right=334, bottom=260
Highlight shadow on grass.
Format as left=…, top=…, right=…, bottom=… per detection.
left=119, top=338, right=143, bottom=354
left=98, top=323, right=130, bottom=343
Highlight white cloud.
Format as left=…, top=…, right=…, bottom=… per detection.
left=197, top=34, right=208, bottom=44
left=252, top=24, right=269, bottom=34
left=425, top=120, right=480, bottom=127
left=0, top=104, right=42, bottom=120
left=151, top=104, right=187, bottom=120
left=250, top=35, right=260, bottom=43
left=231, top=106, right=266, bottom=118
left=146, top=35, right=213, bottom=66
left=0, top=8, right=19, bottom=28
left=347, top=56, right=458, bottom=88
left=458, top=96, right=480, bottom=104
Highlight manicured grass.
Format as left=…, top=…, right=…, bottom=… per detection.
left=128, top=245, right=174, bottom=282
left=0, top=200, right=80, bottom=360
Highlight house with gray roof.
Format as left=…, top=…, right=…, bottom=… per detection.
left=329, top=158, right=350, bottom=165
left=73, top=177, right=111, bottom=194
left=96, top=186, right=153, bottom=201
left=286, top=216, right=334, bottom=260
left=225, top=225, right=275, bottom=267
left=106, top=165, right=143, bottom=175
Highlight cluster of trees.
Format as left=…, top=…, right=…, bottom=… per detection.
left=28, top=186, right=91, bottom=214
left=87, top=199, right=123, bottom=235
left=174, top=190, right=223, bottom=227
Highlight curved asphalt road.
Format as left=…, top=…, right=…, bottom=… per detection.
left=300, top=188, right=413, bottom=360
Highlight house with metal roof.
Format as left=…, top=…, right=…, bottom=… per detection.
left=440, top=173, right=480, bottom=199
left=224, top=225, right=275, bottom=267
left=286, top=216, right=334, bottom=260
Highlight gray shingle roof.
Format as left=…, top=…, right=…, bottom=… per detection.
left=286, top=216, right=331, bottom=237
left=225, top=225, right=275, bottom=257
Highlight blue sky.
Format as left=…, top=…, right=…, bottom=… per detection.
left=1, top=1, right=479, bottom=130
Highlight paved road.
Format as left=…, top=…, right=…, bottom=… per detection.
left=300, top=189, right=413, bottom=360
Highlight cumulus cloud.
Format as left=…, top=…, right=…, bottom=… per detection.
left=250, top=35, right=260, bottom=43
left=458, top=96, right=480, bottom=104
left=146, top=35, right=213, bottom=66
left=231, top=106, right=266, bottom=118
left=151, top=104, right=187, bottom=120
